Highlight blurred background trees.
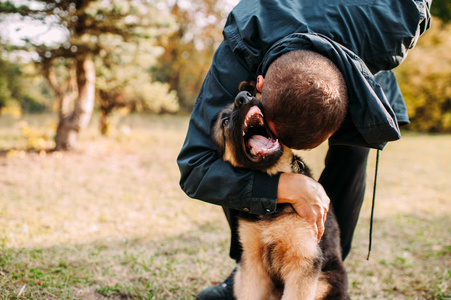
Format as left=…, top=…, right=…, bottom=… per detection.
left=0, top=0, right=181, bottom=149
left=393, top=0, right=451, bottom=133
left=152, top=0, right=228, bottom=111
left=394, top=17, right=451, bottom=133
left=0, top=54, right=50, bottom=115
left=0, top=0, right=450, bottom=152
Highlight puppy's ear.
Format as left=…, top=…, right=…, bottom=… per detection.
left=238, top=81, right=257, bottom=95
left=211, top=116, right=225, bottom=157
left=238, top=81, right=262, bottom=101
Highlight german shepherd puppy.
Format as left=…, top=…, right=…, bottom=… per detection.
left=211, top=83, right=349, bottom=300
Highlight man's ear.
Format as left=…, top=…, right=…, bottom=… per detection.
left=256, top=75, right=264, bottom=92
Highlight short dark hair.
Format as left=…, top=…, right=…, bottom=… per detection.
left=262, top=50, right=348, bottom=149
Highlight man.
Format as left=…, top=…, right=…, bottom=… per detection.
left=177, top=0, right=431, bottom=299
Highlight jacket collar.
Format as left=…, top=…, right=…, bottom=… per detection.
left=258, top=33, right=400, bottom=150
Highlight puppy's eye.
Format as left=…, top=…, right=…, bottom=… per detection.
left=222, top=118, right=229, bottom=127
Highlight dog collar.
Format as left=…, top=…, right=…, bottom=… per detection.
left=291, top=156, right=305, bottom=173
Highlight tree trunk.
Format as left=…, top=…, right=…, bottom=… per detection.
left=99, top=107, right=110, bottom=136
left=54, top=55, right=95, bottom=151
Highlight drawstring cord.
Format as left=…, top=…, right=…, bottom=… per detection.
left=367, top=149, right=380, bottom=260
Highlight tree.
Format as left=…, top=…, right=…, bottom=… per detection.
left=95, top=31, right=178, bottom=135
left=153, top=0, right=231, bottom=111
left=0, top=58, right=14, bottom=112
left=395, top=18, right=451, bottom=132
left=0, top=0, right=175, bottom=150
left=430, top=0, right=451, bottom=24
left=0, top=53, right=49, bottom=115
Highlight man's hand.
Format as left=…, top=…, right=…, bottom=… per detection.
left=277, top=173, right=330, bottom=242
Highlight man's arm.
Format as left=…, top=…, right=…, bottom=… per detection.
left=277, top=173, right=330, bottom=242
left=177, top=42, right=280, bottom=215
left=177, top=42, right=330, bottom=241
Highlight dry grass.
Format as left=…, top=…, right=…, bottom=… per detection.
left=0, top=113, right=449, bottom=299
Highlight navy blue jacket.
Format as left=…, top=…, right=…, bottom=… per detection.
left=177, top=0, right=431, bottom=214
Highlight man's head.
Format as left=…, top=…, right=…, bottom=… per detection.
left=257, top=50, right=348, bottom=150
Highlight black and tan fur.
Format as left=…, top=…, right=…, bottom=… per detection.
left=211, top=83, right=349, bottom=299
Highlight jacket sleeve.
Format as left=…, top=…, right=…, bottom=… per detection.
left=177, top=42, right=279, bottom=215
left=225, top=0, right=432, bottom=74
left=374, top=70, right=410, bottom=126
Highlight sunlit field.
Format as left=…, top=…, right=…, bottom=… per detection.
left=0, top=113, right=449, bottom=299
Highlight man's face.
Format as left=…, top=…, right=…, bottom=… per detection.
left=263, top=106, right=334, bottom=150
left=266, top=118, right=278, bottom=140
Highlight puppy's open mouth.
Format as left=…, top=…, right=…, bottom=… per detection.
left=242, top=106, right=282, bottom=162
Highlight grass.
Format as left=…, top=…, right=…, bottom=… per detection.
left=0, top=113, right=450, bottom=299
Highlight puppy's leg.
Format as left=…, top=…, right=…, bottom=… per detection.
left=235, top=255, right=274, bottom=300
left=235, top=221, right=273, bottom=300
left=274, top=218, right=322, bottom=300
left=316, top=264, right=348, bottom=299
left=281, top=265, right=320, bottom=300
left=232, top=264, right=242, bottom=298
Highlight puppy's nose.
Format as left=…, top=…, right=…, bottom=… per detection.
left=235, top=91, right=253, bottom=107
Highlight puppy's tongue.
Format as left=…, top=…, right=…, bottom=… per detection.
left=247, top=135, right=280, bottom=157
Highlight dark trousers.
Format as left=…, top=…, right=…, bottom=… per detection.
left=223, top=144, right=370, bottom=262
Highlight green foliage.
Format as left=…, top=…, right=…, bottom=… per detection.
left=0, top=58, right=18, bottom=111
left=430, top=0, right=451, bottom=24
left=0, top=57, right=50, bottom=114
left=95, top=29, right=179, bottom=117
left=125, top=79, right=179, bottom=114
left=1, top=0, right=179, bottom=129
left=395, top=18, right=451, bottom=133
left=153, top=0, right=230, bottom=111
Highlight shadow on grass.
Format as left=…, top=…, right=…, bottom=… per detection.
left=0, top=221, right=232, bottom=300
